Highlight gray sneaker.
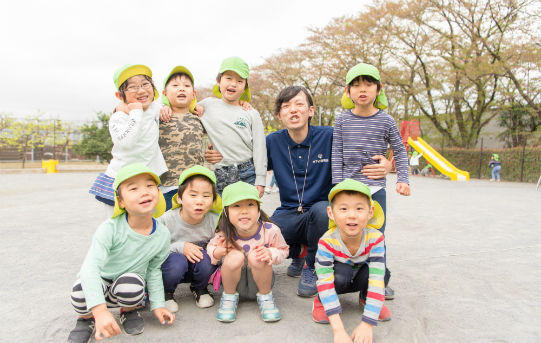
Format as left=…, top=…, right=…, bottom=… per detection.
left=120, top=310, right=144, bottom=335
left=68, top=318, right=95, bottom=343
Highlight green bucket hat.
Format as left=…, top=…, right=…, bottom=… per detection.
left=171, top=165, right=222, bottom=212
left=113, top=64, right=159, bottom=101
left=492, top=154, right=500, bottom=161
left=161, top=65, right=198, bottom=112
left=212, top=56, right=251, bottom=102
left=112, top=163, right=165, bottom=218
left=341, top=63, right=388, bottom=110
left=328, top=178, right=385, bottom=230
left=222, top=181, right=261, bottom=208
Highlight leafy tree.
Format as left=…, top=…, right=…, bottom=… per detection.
left=74, top=112, right=113, bottom=163
left=497, top=102, right=540, bottom=147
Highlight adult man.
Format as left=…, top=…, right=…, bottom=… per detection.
left=206, top=86, right=391, bottom=297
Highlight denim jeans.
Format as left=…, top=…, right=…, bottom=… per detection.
left=214, top=159, right=256, bottom=194
left=492, top=165, right=501, bottom=181
left=271, top=201, right=329, bottom=269
left=161, top=251, right=217, bottom=292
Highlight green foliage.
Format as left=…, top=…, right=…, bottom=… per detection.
left=419, top=147, right=541, bottom=183
left=498, top=103, right=540, bottom=147
left=74, top=112, right=112, bottom=163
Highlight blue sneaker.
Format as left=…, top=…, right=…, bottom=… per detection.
left=216, top=292, right=239, bottom=322
left=297, top=265, right=317, bottom=297
left=256, top=291, right=281, bottom=322
left=287, top=258, right=305, bottom=277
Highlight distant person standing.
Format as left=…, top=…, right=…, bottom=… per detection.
left=489, top=154, right=501, bottom=182
left=409, top=151, right=423, bottom=175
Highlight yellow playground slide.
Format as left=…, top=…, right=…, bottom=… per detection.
left=407, top=137, right=470, bottom=181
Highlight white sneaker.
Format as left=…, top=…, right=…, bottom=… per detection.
left=164, top=292, right=179, bottom=313
left=191, top=286, right=215, bottom=308
left=265, top=187, right=272, bottom=194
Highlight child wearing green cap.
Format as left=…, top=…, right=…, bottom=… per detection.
left=207, top=181, right=289, bottom=323
left=313, top=179, right=391, bottom=343
left=158, top=165, right=220, bottom=312
left=332, top=62, right=410, bottom=300
left=89, top=64, right=167, bottom=217
left=410, top=151, right=424, bottom=175
left=162, top=57, right=267, bottom=196
left=158, top=66, right=205, bottom=209
left=69, top=163, right=174, bottom=343
left=489, top=153, right=501, bottom=181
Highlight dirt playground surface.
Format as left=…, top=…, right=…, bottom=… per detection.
left=1, top=173, right=540, bottom=342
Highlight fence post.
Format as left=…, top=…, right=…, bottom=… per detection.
left=520, top=143, right=526, bottom=182
left=478, top=138, right=483, bottom=179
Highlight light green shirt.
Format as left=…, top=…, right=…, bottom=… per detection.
left=78, top=214, right=170, bottom=311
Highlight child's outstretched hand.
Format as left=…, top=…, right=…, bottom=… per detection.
left=396, top=182, right=410, bottom=196
left=160, top=105, right=172, bottom=122
left=351, top=322, right=373, bottom=343
left=254, top=246, right=272, bottom=265
left=183, top=242, right=204, bottom=263
left=153, top=307, right=175, bottom=325
left=192, top=104, right=204, bottom=117
left=92, top=304, right=121, bottom=341
left=239, top=100, right=253, bottom=111
left=333, top=329, right=353, bottom=343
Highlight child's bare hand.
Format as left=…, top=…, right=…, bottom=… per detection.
left=127, top=102, right=143, bottom=111
left=396, top=182, right=410, bottom=196
left=192, top=104, right=204, bottom=117
left=205, top=144, right=223, bottom=164
left=160, top=106, right=172, bottom=122
left=333, top=329, right=354, bottom=343
left=239, top=100, right=253, bottom=111
left=351, top=322, right=373, bottom=343
left=183, top=242, right=204, bottom=263
left=256, top=185, right=265, bottom=198
left=153, top=307, right=175, bottom=325
left=115, top=102, right=130, bottom=114
left=92, top=305, right=121, bottom=341
left=254, top=246, right=272, bottom=264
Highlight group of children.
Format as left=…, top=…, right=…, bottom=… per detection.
left=70, top=59, right=412, bottom=343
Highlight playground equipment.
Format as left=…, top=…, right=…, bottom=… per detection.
left=408, top=137, right=469, bottom=181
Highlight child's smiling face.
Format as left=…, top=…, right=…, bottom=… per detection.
left=117, top=173, right=159, bottom=217
left=217, top=70, right=246, bottom=105
left=119, top=75, right=155, bottom=111
left=227, top=199, right=260, bottom=238
left=327, top=191, right=374, bottom=241
left=178, top=177, right=214, bottom=225
left=164, top=74, right=195, bottom=111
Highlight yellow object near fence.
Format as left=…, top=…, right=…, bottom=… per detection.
left=42, top=159, right=59, bottom=173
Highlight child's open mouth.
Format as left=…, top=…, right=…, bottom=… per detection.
left=137, top=95, right=149, bottom=102
left=139, top=199, right=152, bottom=205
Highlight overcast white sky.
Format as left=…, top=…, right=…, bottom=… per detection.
left=0, top=0, right=367, bottom=121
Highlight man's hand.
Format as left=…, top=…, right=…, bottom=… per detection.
left=396, top=182, right=411, bottom=196
left=361, top=155, right=392, bottom=179
left=183, top=242, right=204, bottom=263
left=160, top=106, right=172, bottom=122
left=92, top=304, right=121, bottom=341
left=153, top=307, right=175, bottom=325
left=351, top=322, right=373, bottom=343
left=205, top=144, right=223, bottom=164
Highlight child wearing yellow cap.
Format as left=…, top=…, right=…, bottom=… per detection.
left=157, top=165, right=220, bottom=312
left=313, top=179, right=390, bottom=343
left=207, top=181, right=289, bottom=323
left=332, top=62, right=410, bottom=300
left=68, top=163, right=174, bottom=343
left=89, top=64, right=167, bottom=217
left=158, top=66, right=206, bottom=209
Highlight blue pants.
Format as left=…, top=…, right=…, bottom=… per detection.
left=333, top=262, right=390, bottom=299
left=491, top=165, right=501, bottom=181
left=161, top=251, right=217, bottom=292
left=214, top=159, right=256, bottom=195
left=271, top=201, right=329, bottom=269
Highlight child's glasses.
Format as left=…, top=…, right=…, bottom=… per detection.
left=125, top=81, right=152, bottom=93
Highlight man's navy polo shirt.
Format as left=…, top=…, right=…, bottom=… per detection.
left=266, top=125, right=333, bottom=213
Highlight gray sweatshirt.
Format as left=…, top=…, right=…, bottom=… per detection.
left=199, top=97, right=267, bottom=186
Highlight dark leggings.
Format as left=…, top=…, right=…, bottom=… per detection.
left=333, top=262, right=391, bottom=300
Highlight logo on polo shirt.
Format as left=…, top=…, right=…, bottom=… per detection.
left=312, top=152, right=329, bottom=164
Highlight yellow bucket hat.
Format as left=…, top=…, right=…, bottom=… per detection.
left=170, top=165, right=222, bottom=213
left=212, top=57, right=251, bottom=102
left=328, top=178, right=385, bottom=230
left=113, top=64, right=159, bottom=101
left=112, top=163, right=166, bottom=218
left=161, top=65, right=198, bottom=113
left=341, top=63, right=387, bottom=110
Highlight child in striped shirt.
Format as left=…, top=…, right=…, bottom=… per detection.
left=313, top=179, right=391, bottom=343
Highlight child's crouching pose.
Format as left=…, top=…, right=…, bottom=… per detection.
left=207, top=181, right=289, bottom=322
left=69, top=163, right=174, bottom=343
left=158, top=165, right=220, bottom=312
left=313, top=179, right=390, bottom=343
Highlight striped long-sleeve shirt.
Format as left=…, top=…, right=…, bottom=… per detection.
left=331, top=109, right=409, bottom=187
left=315, top=227, right=386, bottom=326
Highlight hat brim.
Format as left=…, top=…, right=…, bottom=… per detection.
left=328, top=200, right=385, bottom=230
left=212, top=84, right=251, bottom=102
left=341, top=90, right=387, bottom=110
left=171, top=193, right=223, bottom=214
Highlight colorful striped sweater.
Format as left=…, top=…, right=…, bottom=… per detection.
left=315, top=227, right=386, bottom=326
